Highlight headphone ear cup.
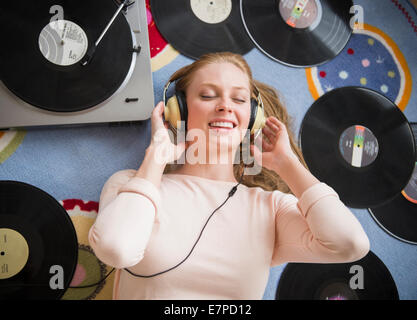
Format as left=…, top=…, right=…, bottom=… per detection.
left=251, top=106, right=266, bottom=135
left=165, top=95, right=182, bottom=130
left=248, top=98, right=266, bottom=136
left=175, top=91, right=188, bottom=132
left=248, top=98, right=258, bottom=133
left=164, top=91, right=187, bottom=132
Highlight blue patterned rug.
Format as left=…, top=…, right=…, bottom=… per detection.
left=1, top=0, right=416, bottom=300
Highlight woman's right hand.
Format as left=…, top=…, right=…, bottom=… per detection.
left=148, top=101, right=187, bottom=165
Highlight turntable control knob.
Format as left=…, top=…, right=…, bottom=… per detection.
left=125, top=98, right=139, bottom=103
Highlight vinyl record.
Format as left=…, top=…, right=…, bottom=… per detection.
left=150, top=0, right=254, bottom=60
left=240, top=0, right=353, bottom=67
left=0, top=0, right=134, bottom=112
left=0, top=181, right=78, bottom=299
left=276, top=251, right=399, bottom=300
left=299, top=87, right=416, bottom=208
left=368, top=123, right=417, bottom=244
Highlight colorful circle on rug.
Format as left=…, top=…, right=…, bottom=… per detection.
left=0, top=130, right=26, bottom=164
left=146, top=0, right=179, bottom=72
left=59, top=199, right=114, bottom=300
left=306, top=24, right=412, bottom=111
left=62, top=244, right=108, bottom=300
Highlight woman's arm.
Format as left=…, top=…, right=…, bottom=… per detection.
left=273, top=152, right=319, bottom=199
left=270, top=156, right=370, bottom=266
left=88, top=147, right=165, bottom=269
left=250, top=116, right=370, bottom=266
left=88, top=101, right=185, bottom=269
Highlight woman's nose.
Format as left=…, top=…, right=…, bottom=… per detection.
left=215, top=100, right=233, bottom=113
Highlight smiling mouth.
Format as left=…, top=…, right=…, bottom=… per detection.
left=208, top=122, right=237, bottom=129
left=208, top=126, right=237, bottom=136
left=209, top=126, right=235, bottom=130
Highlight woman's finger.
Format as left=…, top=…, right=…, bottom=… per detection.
left=262, top=125, right=276, bottom=141
left=151, top=102, right=170, bottom=141
left=266, top=118, right=281, bottom=133
left=153, top=102, right=166, bottom=123
left=261, top=138, right=274, bottom=152
left=255, top=132, right=273, bottom=152
left=268, top=117, right=288, bottom=134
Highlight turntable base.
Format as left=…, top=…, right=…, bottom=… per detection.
left=0, top=0, right=154, bottom=130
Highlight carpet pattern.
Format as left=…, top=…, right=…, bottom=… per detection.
left=0, top=0, right=416, bottom=300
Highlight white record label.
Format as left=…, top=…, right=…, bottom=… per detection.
left=339, top=125, right=379, bottom=168
left=190, top=0, right=232, bottom=24
left=39, top=20, right=88, bottom=66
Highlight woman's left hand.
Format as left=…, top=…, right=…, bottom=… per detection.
left=250, top=116, right=298, bottom=174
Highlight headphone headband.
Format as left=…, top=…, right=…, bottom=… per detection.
left=252, top=83, right=264, bottom=111
left=162, top=80, right=172, bottom=107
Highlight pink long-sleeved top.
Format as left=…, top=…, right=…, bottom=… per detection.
left=88, top=169, right=370, bottom=300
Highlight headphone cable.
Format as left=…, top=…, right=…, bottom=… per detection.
left=70, top=166, right=246, bottom=288
left=124, top=166, right=246, bottom=278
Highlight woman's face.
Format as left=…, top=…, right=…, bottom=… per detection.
left=185, top=62, right=252, bottom=156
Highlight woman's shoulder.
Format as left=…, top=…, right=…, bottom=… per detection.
left=246, top=185, right=298, bottom=213
left=99, top=169, right=136, bottom=194
left=105, top=169, right=137, bottom=184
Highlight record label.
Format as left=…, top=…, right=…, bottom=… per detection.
left=0, top=228, right=29, bottom=280
left=39, top=20, right=88, bottom=66
left=339, top=125, right=379, bottom=168
left=279, top=0, right=320, bottom=29
left=401, top=162, right=417, bottom=204
left=190, top=0, right=232, bottom=24
left=317, top=281, right=359, bottom=300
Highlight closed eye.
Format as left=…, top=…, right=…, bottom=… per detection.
left=201, top=96, right=246, bottom=103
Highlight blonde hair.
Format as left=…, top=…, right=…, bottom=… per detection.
left=163, top=52, right=307, bottom=194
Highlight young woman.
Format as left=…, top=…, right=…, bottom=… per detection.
left=88, top=52, right=370, bottom=300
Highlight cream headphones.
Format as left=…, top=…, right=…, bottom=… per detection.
left=162, top=80, right=266, bottom=139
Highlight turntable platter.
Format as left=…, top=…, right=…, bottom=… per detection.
left=0, top=0, right=135, bottom=112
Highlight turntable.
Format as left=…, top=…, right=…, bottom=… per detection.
left=0, top=0, right=154, bottom=130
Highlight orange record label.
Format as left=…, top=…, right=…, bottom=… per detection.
left=402, top=163, right=417, bottom=204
